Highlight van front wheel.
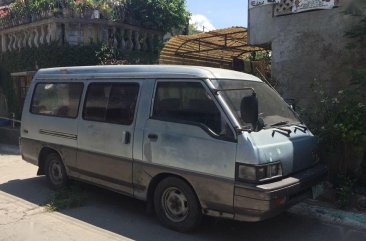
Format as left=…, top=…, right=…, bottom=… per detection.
left=154, top=177, right=202, bottom=232
left=44, top=153, right=68, bottom=190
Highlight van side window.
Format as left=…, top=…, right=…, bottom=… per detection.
left=31, top=83, right=83, bottom=118
left=83, top=83, right=139, bottom=125
left=153, top=82, right=233, bottom=138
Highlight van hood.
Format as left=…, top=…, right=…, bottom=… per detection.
left=238, top=126, right=317, bottom=176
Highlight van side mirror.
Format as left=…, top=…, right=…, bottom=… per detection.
left=240, top=94, right=258, bottom=129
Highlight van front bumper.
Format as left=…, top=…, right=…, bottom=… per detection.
left=233, top=163, right=327, bottom=222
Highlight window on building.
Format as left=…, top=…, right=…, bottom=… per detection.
left=83, top=83, right=139, bottom=125
left=31, top=83, right=83, bottom=118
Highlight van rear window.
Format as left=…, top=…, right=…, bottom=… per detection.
left=30, top=83, right=84, bottom=118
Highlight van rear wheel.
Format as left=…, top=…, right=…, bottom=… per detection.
left=154, top=177, right=202, bottom=232
left=44, top=153, right=68, bottom=190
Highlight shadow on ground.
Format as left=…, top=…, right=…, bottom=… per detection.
left=0, top=174, right=359, bottom=241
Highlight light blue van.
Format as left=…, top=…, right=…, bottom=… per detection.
left=20, top=65, right=327, bottom=232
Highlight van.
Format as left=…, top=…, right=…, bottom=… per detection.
left=20, top=65, right=327, bottom=232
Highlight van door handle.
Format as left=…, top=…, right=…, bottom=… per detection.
left=148, top=134, right=158, bottom=141
left=125, top=131, right=131, bottom=144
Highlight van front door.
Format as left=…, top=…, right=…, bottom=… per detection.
left=77, top=82, right=140, bottom=195
left=142, top=80, right=237, bottom=213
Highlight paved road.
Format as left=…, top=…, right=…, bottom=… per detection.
left=0, top=144, right=365, bottom=241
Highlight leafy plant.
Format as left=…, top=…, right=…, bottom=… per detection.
left=336, top=175, right=356, bottom=209
left=303, top=78, right=366, bottom=176
left=0, top=41, right=159, bottom=116
left=96, top=43, right=121, bottom=64
left=128, top=0, right=190, bottom=33
left=9, top=0, right=26, bottom=19
left=95, top=43, right=158, bottom=65
left=301, top=1, right=366, bottom=178
left=45, top=185, right=88, bottom=211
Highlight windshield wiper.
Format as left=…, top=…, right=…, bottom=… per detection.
left=294, top=124, right=308, bottom=133
left=269, top=121, right=292, bottom=136
left=272, top=128, right=291, bottom=137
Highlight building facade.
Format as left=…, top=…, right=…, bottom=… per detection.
left=248, top=0, right=364, bottom=107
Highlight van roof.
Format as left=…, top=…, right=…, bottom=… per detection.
left=35, top=65, right=262, bottom=82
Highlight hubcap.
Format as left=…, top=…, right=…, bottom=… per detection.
left=161, top=187, right=189, bottom=222
left=49, top=159, right=63, bottom=185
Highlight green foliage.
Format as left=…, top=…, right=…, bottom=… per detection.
left=0, top=42, right=157, bottom=116
left=0, top=42, right=100, bottom=116
left=0, top=42, right=158, bottom=73
left=187, top=23, right=200, bottom=35
left=96, top=44, right=158, bottom=65
left=336, top=175, right=357, bottom=209
left=2, top=1, right=188, bottom=33
left=241, top=51, right=272, bottom=85
left=0, top=42, right=100, bottom=73
left=96, top=44, right=121, bottom=64
left=128, top=0, right=190, bottom=33
left=9, top=0, right=55, bottom=17
left=45, top=185, right=88, bottom=211
left=245, top=50, right=272, bottom=63
left=302, top=2, right=366, bottom=178
left=305, top=80, right=366, bottom=164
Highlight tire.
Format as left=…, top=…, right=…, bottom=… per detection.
left=44, top=152, right=68, bottom=190
left=154, top=177, right=202, bottom=232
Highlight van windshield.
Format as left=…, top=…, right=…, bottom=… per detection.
left=210, top=79, right=300, bottom=129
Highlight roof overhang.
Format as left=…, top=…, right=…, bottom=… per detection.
left=159, top=27, right=267, bottom=68
left=10, top=71, right=36, bottom=77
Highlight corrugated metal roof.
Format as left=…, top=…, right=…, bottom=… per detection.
left=159, top=27, right=265, bottom=68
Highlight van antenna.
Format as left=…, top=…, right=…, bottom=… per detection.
left=255, top=67, right=279, bottom=95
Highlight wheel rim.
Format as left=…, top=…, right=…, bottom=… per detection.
left=49, top=159, right=64, bottom=185
left=161, top=187, right=189, bottom=223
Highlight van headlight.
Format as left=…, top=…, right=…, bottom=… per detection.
left=236, top=162, right=283, bottom=182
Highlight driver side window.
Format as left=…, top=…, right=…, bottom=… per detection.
left=152, top=81, right=234, bottom=139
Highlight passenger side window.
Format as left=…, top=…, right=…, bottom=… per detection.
left=153, top=82, right=234, bottom=139
left=31, top=83, right=83, bottom=118
left=83, top=83, right=139, bottom=125
left=83, top=84, right=111, bottom=121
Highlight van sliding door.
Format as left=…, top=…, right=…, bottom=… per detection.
left=76, top=81, right=140, bottom=195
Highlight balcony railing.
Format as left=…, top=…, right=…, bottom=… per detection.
left=0, top=8, right=162, bottom=53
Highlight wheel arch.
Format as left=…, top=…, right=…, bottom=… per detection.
left=37, top=147, right=63, bottom=175
left=146, top=172, right=203, bottom=213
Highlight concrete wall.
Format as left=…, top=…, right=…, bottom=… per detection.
left=248, top=0, right=364, bottom=107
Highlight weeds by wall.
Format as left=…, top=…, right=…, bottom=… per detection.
left=300, top=3, right=366, bottom=185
